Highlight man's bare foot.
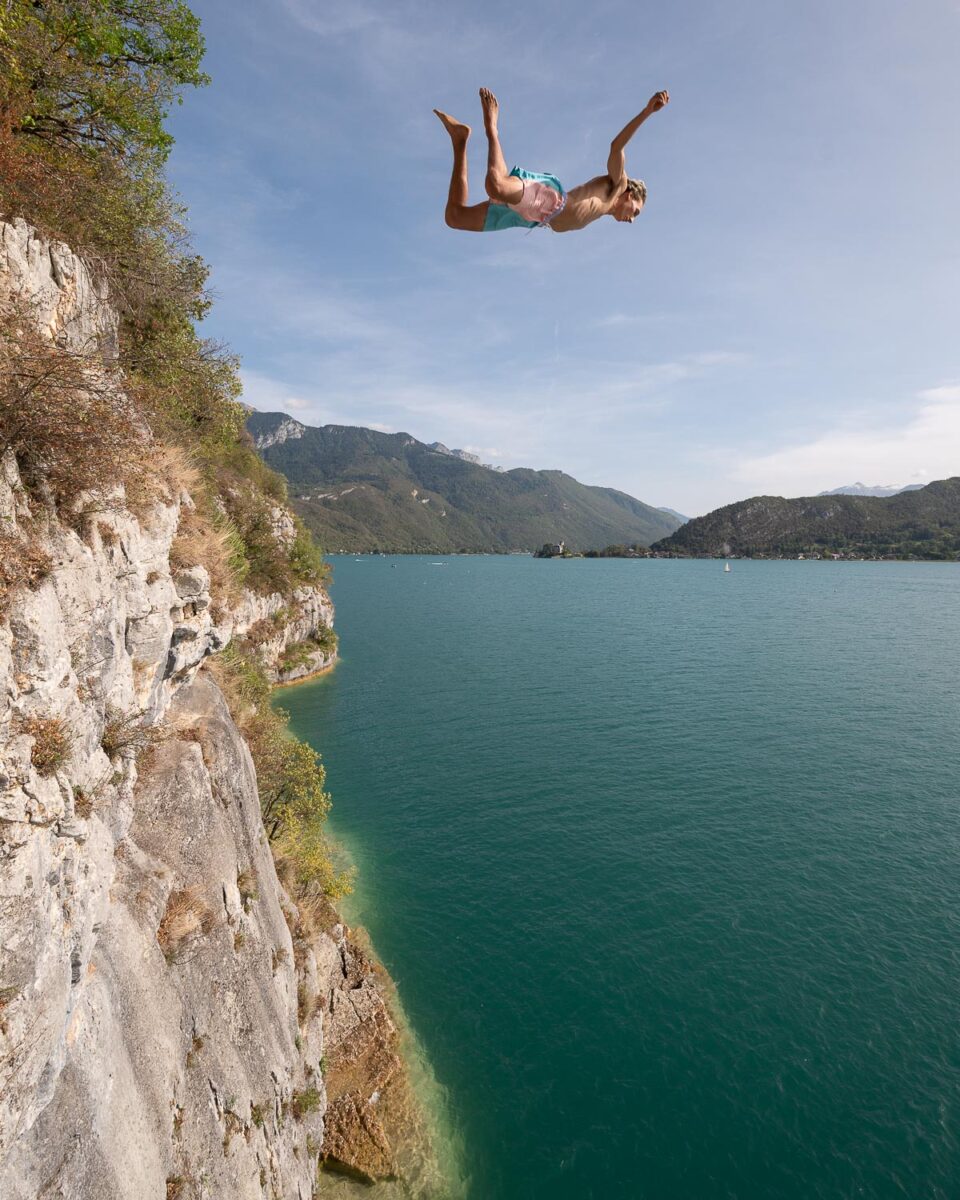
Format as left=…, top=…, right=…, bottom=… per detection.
left=479, top=87, right=499, bottom=132
left=434, top=110, right=470, bottom=143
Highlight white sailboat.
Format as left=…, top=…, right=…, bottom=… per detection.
left=724, top=561, right=731, bottom=573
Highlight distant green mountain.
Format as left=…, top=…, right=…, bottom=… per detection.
left=247, top=413, right=681, bottom=553
left=651, top=477, right=960, bottom=560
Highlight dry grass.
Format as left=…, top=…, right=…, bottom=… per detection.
left=96, top=522, right=120, bottom=548
left=101, top=705, right=163, bottom=760
left=222, top=1110, right=244, bottom=1153
left=185, top=1033, right=205, bottom=1069
left=273, top=851, right=335, bottom=943
left=73, top=786, right=95, bottom=819
left=0, top=308, right=147, bottom=509
left=152, top=443, right=201, bottom=506
left=170, top=503, right=241, bottom=607
left=157, top=886, right=216, bottom=962
left=237, top=867, right=259, bottom=908
left=0, top=533, right=52, bottom=613
left=23, top=714, right=74, bottom=776
left=241, top=617, right=278, bottom=649
left=297, top=981, right=318, bottom=1026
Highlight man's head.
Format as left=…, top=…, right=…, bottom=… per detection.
left=613, top=178, right=647, bottom=223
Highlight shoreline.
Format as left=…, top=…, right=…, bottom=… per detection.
left=272, top=656, right=339, bottom=690
left=274, top=655, right=459, bottom=1196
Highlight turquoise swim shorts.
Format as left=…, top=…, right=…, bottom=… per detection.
left=483, top=166, right=565, bottom=232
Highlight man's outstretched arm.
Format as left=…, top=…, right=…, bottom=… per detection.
left=606, top=90, right=670, bottom=186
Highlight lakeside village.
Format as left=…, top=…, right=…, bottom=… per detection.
left=325, top=544, right=949, bottom=560
left=532, top=542, right=941, bottom=561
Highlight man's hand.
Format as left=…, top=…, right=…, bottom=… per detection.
left=647, top=90, right=670, bottom=113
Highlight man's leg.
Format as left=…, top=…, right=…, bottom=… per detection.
left=480, top=88, right=523, bottom=205
left=434, top=109, right=489, bottom=232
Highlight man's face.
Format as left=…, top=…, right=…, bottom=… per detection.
left=614, top=193, right=644, bottom=223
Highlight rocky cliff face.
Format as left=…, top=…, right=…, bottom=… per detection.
left=0, top=222, right=419, bottom=1197
left=250, top=416, right=306, bottom=452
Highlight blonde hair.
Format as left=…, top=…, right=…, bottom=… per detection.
left=625, top=178, right=647, bottom=205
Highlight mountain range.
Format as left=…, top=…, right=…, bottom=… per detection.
left=247, top=413, right=682, bottom=553
left=817, top=482, right=925, bottom=498
left=651, top=477, right=960, bottom=559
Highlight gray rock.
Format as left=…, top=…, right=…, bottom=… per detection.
left=0, top=218, right=427, bottom=1200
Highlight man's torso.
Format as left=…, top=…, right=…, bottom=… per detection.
left=550, top=175, right=618, bottom=233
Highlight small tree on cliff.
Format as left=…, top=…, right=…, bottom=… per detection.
left=251, top=707, right=353, bottom=900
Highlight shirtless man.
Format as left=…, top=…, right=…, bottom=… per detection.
left=434, top=87, right=669, bottom=234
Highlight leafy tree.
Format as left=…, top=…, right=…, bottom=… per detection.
left=0, top=2, right=210, bottom=331
left=0, top=0, right=207, bottom=162
left=249, top=702, right=352, bottom=898
left=259, top=725, right=331, bottom=843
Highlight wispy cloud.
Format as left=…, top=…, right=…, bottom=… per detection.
left=214, top=261, right=400, bottom=347
left=593, top=312, right=674, bottom=329
left=277, top=0, right=377, bottom=36
left=240, top=370, right=314, bottom=414
left=275, top=0, right=560, bottom=101
left=240, top=346, right=753, bottom=477
left=728, top=385, right=960, bottom=498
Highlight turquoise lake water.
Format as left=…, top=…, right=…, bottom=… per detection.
left=284, top=555, right=960, bottom=1199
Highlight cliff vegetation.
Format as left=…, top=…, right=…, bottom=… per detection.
left=0, top=0, right=339, bottom=889
left=0, top=4, right=435, bottom=1195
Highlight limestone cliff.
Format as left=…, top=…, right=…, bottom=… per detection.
left=0, top=223, right=419, bottom=1196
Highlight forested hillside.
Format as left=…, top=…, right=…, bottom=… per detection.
left=652, top=478, right=960, bottom=559
left=248, top=412, right=681, bottom=552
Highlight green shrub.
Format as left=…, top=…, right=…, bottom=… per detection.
left=278, top=641, right=315, bottom=673
left=290, top=1088, right=322, bottom=1121
left=209, top=647, right=352, bottom=900
left=311, top=623, right=338, bottom=654
left=288, top=523, right=328, bottom=585
left=279, top=625, right=337, bottom=674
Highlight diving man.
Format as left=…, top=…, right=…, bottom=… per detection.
left=434, top=87, right=669, bottom=233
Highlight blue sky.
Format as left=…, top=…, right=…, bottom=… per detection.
left=166, top=0, right=960, bottom=515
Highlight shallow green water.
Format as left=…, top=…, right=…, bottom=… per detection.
left=285, top=556, right=960, bottom=1199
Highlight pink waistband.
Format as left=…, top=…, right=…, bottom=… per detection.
left=511, top=181, right=566, bottom=226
